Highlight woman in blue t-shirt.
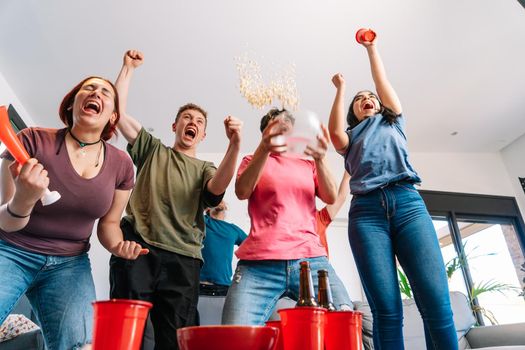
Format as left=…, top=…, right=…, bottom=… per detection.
left=328, top=34, right=458, bottom=349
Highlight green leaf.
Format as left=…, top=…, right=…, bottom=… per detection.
left=397, top=267, right=412, bottom=299
left=444, top=241, right=496, bottom=280
left=470, top=279, right=521, bottom=300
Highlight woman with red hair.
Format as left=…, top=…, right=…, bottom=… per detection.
left=0, top=76, right=142, bottom=349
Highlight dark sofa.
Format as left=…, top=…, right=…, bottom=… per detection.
left=0, top=295, right=44, bottom=350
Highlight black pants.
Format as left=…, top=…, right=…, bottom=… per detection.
left=110, top=220, right=201, bottom=350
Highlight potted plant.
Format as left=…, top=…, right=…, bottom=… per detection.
left=397, top=244, right=522, bottom=325
left=469, top=279, right=520, bottom=325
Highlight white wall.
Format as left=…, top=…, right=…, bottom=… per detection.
left=500, top=134, right=525, bottom=219
left=411, top=152, right=517, bottom=196
left=0, top=72, right=35, bottom=126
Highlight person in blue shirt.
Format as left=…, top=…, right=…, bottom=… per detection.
left=328, top=33, right=458, bottom=350
left=200, top=201, right=247, bottom=296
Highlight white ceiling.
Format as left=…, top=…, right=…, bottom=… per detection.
left=0, top=0, right=524, bottom=153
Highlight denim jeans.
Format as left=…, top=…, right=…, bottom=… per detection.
left=348, top=182, right=458, bottom=350
left=221, top=256, right=353, bottom=325
left=0, top=240, right=95, bottom=350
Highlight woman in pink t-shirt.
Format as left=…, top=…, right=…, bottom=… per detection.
left=0, top=77, right=144, bottom=349
left=221, top=108, right=353, bottom=325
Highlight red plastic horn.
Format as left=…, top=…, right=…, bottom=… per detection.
left=355, top=28, right=376, bottom=43
left=0, top=106, right=30, bottom=163
left=0, top=105, right=61, bottom=206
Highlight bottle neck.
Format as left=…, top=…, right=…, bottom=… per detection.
left=317, top=273, right=336, bottom=311
left=297, top=263, right=318, bottom=307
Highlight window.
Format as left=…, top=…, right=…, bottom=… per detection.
left=421, top=190, right=525, bottom=325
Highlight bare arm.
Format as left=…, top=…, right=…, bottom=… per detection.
left=325, top=171, right=350, bottom=219
left=114, top=50, right=145, bottom=145
left=235, top=119, right=286, bottom=200
left=97, top=189, right=149, bottom=259
left=0, top=159, right=48, bottom=232
left=363, top=41, right=402, bottom=115
left=306, top=124, right=336, bottom=204
left=328, top=73, right=350, bottom=154
left=206, top=116, right=243, bottom=195
left=235, top=145, right=269, bottom=200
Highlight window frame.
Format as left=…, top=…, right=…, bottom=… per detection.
left=420, top=190, right=525, bottom=325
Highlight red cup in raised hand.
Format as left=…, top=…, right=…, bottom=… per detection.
left=356, top=28, right=376, bottom=43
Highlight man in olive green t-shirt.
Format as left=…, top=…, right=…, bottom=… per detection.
left=109, top=50, right=243, bottom=350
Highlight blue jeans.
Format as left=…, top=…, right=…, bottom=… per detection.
left=221, top=256, right=353, bottom=325
left=0, top=240, right=95, bottom=350
left=348, top=182, right=458, bottom=350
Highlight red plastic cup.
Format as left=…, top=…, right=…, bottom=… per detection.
left=355, top=28, right=376, bottom=43
left=265, top=321, right=284, bottom=350
left=278, top=307, right=326, bottom=350
left=324, top=311, right=363, bottom=350
left=177, top=325, right=279, bottom=350
left=92, top=299, right=152, bottom=350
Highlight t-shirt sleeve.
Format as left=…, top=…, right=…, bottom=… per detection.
left=201, top=162, right=223, bottom=208
left=393, top=114, right=407, bottom=140
left=116, top=152, right=135, bottom=191
left=236, top=155, right=253, bottom=179
left=317, top=207, right=332, bottom=227
left=234, top=225, right=248, bottom=245
left=0, top=128, right=36, bottom=161
left=345, top=127, right=352, bottom=149
left=126, top=128, right=160, bottom=170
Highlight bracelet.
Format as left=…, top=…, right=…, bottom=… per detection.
left=6, top=203, right=31, bottom=219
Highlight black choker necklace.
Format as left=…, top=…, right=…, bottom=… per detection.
left=69, top=130, right=101, bottom=148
